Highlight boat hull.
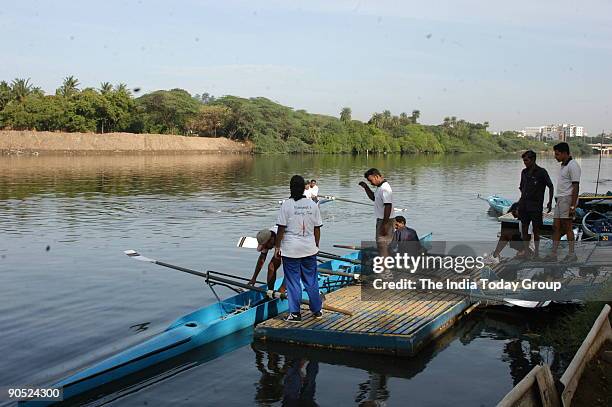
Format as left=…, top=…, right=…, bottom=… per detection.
left=21, top=252, right=361, bottom=406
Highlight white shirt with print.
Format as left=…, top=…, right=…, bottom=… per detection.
left=374, top=181, right=395, bottom=219
left=277, top=198, right=322, bottom=258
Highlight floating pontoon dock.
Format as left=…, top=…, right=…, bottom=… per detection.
left=254, top=268, right=484, bottom=356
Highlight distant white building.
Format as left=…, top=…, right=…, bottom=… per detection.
left=562, top=124, right=586, bottom=139
left=523, top=126, right=544, bottom=139
left=521, top=124, right=586, bottom=141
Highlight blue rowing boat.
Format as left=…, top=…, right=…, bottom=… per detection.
left=21, top=251, right=361, bottom=406
left=480, top=194, right=513, bottom=214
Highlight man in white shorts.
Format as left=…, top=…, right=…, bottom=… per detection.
left=545, top=142, right=580, bottom=263
left=359, top=168, right=394, bottom=258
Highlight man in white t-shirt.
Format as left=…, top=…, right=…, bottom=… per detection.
left=248, top=226, right=283, bottom=292
left=275, top=175, right=323, bottom=323
left=359, top=168, right=395, bottom=257
left=304, top=184, right=314, bottom=200
left=545, top=142, right=581, bottom=263
left=309, top=180, right=319, bottom=198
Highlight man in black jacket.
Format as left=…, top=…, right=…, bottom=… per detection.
left=518, top=150, right=554, bottom=259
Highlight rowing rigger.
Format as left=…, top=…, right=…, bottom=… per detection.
left=124, top=250, right=353, bottom=315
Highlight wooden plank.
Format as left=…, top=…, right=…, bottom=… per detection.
left=363, top=294, right=427, bottom=333
left=376, top=292, right=458, bottom=335
left=314, top=288, right=400, bottom=332
left=347, top=291, right=426, bottom=333
left=560, top=304, right=612, bottom=407
left=394, top=299, right=458, bottom=335
left=496, top=364, right=560, bottom=407
left=335, top=296, right=420, bottom=330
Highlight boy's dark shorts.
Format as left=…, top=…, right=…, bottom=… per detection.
left=519, top=210, right=543, bottom=227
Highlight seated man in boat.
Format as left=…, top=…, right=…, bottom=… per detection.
left=309, top=179, right=319, bottom=199
left=249, top=227, right=284, bottom=292
left=304, top=180, right=318, bottom=202
left=484, top=203, right=533, bottom=265
left=389, top=216, right=423, bottom=256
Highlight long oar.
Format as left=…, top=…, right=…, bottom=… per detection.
left=124, top=250, right=353, bottom=315
left=333, top=244, right=361, bottom=250
left=317, top=252, right=362, bottom=265
left=322, top=195, right=409, bottom=212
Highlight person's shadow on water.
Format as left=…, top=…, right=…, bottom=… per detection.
left=282, top=358, right=319, bottom=407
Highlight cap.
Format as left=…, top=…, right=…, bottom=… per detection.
left=256, top=229, right=273, bottom=252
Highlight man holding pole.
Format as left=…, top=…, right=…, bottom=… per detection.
left=359, top=168, right=394, bottom=257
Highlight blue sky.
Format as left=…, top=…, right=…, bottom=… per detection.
left=1, top=0, right=611, bottom=132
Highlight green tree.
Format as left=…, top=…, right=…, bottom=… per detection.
left=99, top=82, right=113, bottom=95
left=0, top=81, right=11, bottom=110
left=187, top=105, right=231, bottom=137
left=340, top=107, right=352, bottom=122
left=411, top=109, right=420, bottom=123
left=57, top=76, right=80, bottom=97
left=10, top=78, right=40, bottom=102
left=136, top=88, right=200, bottom=134
left=369, top=112, right=383, bottom=128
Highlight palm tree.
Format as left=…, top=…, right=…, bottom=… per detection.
left=57, top=76, right=80, bottom=97
left=340, top=107, right=352, bottom=122
left=115, top=83, right=131, bottom=95
left=10, top=78, right=35, bottom=102
left=99, top=82, right=113, bottom=94
left=369, top=112, right=383, bottom=128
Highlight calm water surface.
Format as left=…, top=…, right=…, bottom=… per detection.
left=1, top=154, right=610, bottom=406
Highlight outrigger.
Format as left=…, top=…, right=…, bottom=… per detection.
left=20, top=249, right=361, bottom=406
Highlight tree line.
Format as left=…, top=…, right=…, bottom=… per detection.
left=0, top=76, right=588, bottom=154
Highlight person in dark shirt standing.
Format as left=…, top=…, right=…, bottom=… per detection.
left=518, top=150, right=554, bottom=259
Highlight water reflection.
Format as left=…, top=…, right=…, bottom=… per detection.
left=0, top=155, right=254, bottom=200
left=249, top=307, right=568, bottom=407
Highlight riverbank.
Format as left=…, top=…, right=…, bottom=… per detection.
left=0, top=130, right=252, bottom=154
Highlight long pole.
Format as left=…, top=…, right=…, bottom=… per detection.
left=595, top=130, right=604, bottom=195
left=124, top=250, right=352, bottom=315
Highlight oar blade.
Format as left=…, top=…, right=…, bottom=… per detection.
left=124, top=249, right=156, bottom=263
left=237, top=236, right=259, bottom=249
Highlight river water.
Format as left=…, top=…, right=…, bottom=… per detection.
left=1, top=153, right=610, bottom=406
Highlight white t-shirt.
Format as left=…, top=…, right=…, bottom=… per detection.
left=556, top=159, right=581, bottom=197
left=310, top=185, right=319, bottom=197
left=374, top=181, right=395, bottom=219
left=304, top=188, right=313, bottom=199
left=277, top=198, right=322, bottom=258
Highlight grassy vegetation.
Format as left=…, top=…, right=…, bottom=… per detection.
left=0, top=77, right=598, bottom=154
